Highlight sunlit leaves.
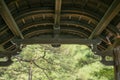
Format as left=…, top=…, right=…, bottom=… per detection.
left=0, top=44, right=114, bottom=80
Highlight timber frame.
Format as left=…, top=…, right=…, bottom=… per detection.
left=0, top=0, right=120, bottom=79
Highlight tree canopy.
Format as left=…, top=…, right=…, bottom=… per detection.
left=0, top=45, right=114, bottom=80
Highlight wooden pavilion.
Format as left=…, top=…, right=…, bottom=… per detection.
left=0, top=0, right=120, bottom=79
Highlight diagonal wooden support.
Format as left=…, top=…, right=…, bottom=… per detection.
left=101, top=37, right=120, bottom=57
left=89, top=0, right=120, bottom=39
left=0, top=0, right=24, bottom=39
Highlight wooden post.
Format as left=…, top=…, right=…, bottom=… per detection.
left=114, top=46, right=120, bottom=80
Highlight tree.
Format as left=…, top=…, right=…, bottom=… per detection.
left=0, top=44, right=114, bottom=80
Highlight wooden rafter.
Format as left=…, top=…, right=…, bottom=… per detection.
left=89, top=0, right=120, bottom=39
left=0, top=0, right=24, bottom=39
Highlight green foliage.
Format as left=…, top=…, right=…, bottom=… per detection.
left=92, top=67, right=114, bottom=80
left=0, top=45, right=114, bottom=80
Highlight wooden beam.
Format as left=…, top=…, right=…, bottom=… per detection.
left=54, top=0, right=62, bottom=37
left=13, top=38, right=100, bottom=45
left=114, top=46, right=120, bottom=80
left=0, top=0, right=24, bottom=39
left=100, top=38, right=120, bottom=57
left=89, top=0, right=120, bottom=39
left=98, top=22, right=120, bottom=57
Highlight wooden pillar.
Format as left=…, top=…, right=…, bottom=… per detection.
left=114, top=46, right=120, bottom=80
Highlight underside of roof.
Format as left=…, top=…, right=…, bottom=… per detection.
left=0, top=0, right=120, bottom=66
